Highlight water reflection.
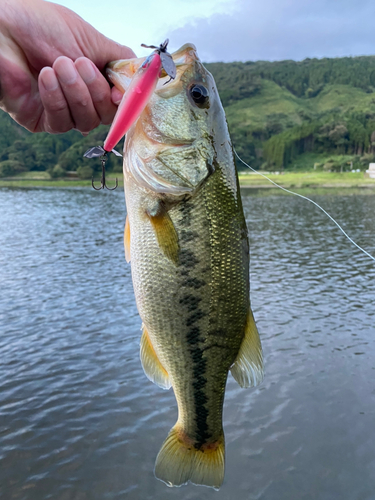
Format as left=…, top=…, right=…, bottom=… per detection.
left=0, top=188, right=374, bottom=499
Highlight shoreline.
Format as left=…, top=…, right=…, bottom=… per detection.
left=239, top=183, right=375, bottom=189
left=1, top=171, right=375, bottom=192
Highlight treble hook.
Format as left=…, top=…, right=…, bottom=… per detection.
left=92, top=154, right=118, bottom=191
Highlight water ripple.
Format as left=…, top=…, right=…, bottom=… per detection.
left=1, top=189, right=375, bottom=499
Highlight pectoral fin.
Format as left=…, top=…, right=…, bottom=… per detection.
left=140, top=325, right=171, bottom=390
left=147, top=205, right=179, bottom=265
left=230, top=309, right=264, bottom=388
left=124, top=215, right=131, bottom=263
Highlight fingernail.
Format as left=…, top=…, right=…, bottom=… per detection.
left=77, top=60, right=96, bottom=84
left=55, top=58, right=78, bottom=85
left=40, top=68, right=59, bottom=91
left=112, top=88, right=123, bottom=105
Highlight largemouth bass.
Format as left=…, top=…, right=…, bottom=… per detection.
left=107, top=44, right=263, bottom=489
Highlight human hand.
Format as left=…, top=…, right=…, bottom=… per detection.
left=0, top=0, right=135, bottom=134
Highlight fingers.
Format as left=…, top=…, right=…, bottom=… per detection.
left=74, top=57, right=118, bottom=124
left=39, top=56, right=118, bottom=134
left=53, top=56, right=100, bottom=134
left=38, top=66, right=74, bottom=133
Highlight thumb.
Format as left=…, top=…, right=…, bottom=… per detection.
left=111, top=87, right=124, bottom=106
left=54, top=3, right=137, bottom=68
left=87, top=33, right=136, bottom=71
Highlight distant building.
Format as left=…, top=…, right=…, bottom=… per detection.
left=365, top=163, right=375, bottom=179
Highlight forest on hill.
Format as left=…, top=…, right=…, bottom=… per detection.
left=206, top=55, right=375, bottom=171
left=2, top=54, right=375, bottom=178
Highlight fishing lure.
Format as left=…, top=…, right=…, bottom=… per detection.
left=84, top=39, right=176, bottom=190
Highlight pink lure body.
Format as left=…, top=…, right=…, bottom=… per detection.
left=103, top=53, right=162, bottom=152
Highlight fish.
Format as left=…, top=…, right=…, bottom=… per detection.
left=107, top=43, right=264, bottom=489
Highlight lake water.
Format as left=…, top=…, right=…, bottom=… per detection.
left=1, top=187, right=375, bottom=500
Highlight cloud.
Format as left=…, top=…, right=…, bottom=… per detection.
left=165, top=0, right=375, bottom=62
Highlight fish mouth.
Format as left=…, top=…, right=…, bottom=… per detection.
left=106, top=43, right=199, bottom=94
left=107, top=43, right=201, bottom=149
left=109, top=44, right=211, bottom=195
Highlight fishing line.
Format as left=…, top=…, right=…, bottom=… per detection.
left=234, top=149, right=375, bottom=263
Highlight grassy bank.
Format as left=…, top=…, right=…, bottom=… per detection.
left=0, top=171, right=374, bottom=191
left=0, top=171, right=123, bottom=189
left=238, top=171, right=375, bottom=189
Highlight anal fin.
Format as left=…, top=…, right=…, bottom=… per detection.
left=230, top=309, right=264, bottom=388
left=147, top=204, right=179, bottom=265
left=140, top=325, right=171, bottom=390
left=124, top=214, right=131, bottom=263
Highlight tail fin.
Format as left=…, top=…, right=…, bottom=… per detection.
left=154, top=424, right=225, bottom=489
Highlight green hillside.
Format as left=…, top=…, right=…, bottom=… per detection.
left=222, top=80, right=375, bottom=170
left=206, top=56, right=375, bottom=170
left=2, top=54, right=375, bottom=178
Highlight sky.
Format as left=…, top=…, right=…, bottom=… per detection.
left=55, top=0, right=375, bottom=62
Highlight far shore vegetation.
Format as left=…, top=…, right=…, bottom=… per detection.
left=2, top=54, right=375, bottom=189
left=1, top=170, right=374, bottom=195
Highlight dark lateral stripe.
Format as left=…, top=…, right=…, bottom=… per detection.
left=179, top=249, right=200, bottom=268
left=184, top=315, right=211, bottom=447
left=178, top=205, right=210, bottom=447
left=190, top=343, right=210, bottom=447
left=182, top=277, right=206, bottom=289
left=179, top=294, right=202, bottom=312
left=180, top=229, right=199, bottom=243
left=178, top=202, right=194, bottom=227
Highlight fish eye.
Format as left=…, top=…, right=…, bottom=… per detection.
left=189, top=84, right=209, bottom=108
